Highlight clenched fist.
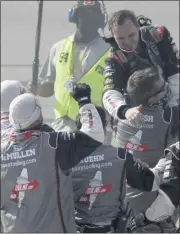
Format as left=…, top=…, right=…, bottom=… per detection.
left=70, top=83, right=91, bottom=107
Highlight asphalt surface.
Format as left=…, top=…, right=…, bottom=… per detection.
left=1, top=1, right=179, bottom=124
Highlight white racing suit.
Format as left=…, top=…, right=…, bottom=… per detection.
left=123, top=142, right=179, bottom=233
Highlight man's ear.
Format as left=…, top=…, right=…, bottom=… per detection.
left=135, top=91, right=150, bottom=105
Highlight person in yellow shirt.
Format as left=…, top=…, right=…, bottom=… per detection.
left=28, top=0, right=111, bottom=135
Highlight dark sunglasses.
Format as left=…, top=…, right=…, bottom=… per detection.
left=149, top=81, right=167, bottom=99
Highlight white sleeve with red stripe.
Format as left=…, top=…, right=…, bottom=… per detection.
left=103, top=90, right=126, bottom=118
left=79, top=103, right=104, bottom=143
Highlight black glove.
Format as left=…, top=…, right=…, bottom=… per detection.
left=126, top=213, right=150, bottom=232
left=70, top=83, right=91, bottom=107
left=137, top=15, right=152, bottom=27
left=126, top=213, right=176, bottom=233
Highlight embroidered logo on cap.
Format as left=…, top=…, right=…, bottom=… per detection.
left=83, top=0, right=95, bottom=6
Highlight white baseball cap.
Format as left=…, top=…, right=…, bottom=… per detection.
left=9, top=93, right=42, bottom=130
left=1, top=80, right=26, bottom=113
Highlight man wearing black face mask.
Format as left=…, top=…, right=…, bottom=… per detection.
left=27, top=1, right=112, bottom=139
left=114, top=67, right=179, bottom=231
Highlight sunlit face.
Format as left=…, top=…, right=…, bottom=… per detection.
left=112, top=19, right=140, bottom=51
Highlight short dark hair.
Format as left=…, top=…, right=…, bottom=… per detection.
left=127, top=67, right=160, bottom=106
left=76, top=106, right=106, bottom=130
left=108, top=9, right=139, bottom=32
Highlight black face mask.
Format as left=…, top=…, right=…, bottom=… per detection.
left=75, top=8, right=103, bottom=42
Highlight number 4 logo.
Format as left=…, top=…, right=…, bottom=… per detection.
left=59, top=52, right=69, bottom=63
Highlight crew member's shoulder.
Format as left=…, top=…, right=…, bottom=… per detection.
left=153, top=25, right=168, bottom=39
left=94, top=36, right=111, bottom=52
left=47, top=37, right=69, bottom=61
left=50, top=38, right=67, bottom=52
left=143, top=24, right=168, bottom=41
left=40, top=131, right=59, bottom=149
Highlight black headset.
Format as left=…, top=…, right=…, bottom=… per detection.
left=68, top=0, right=108, bottom=29
left=137, top=15, right=152, bottom=27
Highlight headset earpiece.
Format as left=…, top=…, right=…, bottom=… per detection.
left=68, top=5, right=78, bottom=23
left=68, top=8, right=73, bottom=23
left=100, top=0, right=108, bottom=29
left=103, top=11, right=108, bottom=28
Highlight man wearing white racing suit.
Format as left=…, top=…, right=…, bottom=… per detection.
left=1, top=84, right=104, bottom=233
